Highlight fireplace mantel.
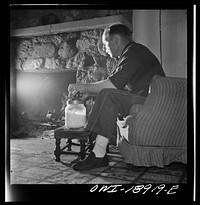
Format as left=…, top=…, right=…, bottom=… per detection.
left=10, top=15, right=132, bottom=37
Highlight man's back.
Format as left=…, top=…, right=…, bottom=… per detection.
left=109, top=41, right=165, bottom=97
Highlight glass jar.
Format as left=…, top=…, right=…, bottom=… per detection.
left=65, top=100, right=86, bottom=129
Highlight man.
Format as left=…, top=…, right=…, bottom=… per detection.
left=68, top=24, right=165, bottom=171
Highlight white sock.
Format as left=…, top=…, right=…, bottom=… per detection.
left=92, top=134, right=109, bottom=158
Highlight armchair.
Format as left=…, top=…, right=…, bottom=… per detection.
left=117, top=75, right=187, bottom=167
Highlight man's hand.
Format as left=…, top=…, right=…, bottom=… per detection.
left=68, top=83, right=86, bottom=98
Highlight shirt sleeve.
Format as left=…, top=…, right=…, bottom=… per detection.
left=109, top=47, right=141, bottom=90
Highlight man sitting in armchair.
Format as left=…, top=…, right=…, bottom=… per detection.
left=68, top=23, right=165, bottom=171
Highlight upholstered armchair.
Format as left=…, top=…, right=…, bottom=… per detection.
left=117, top=75, right=187, bottom=168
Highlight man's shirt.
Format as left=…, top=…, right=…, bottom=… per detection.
left=109, top=41, right=165, bottom=97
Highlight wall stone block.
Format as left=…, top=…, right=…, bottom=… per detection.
left=33, top=43, right=55, bottom=58
left=22, top=58, right=43, bottom=70
left=58, top=42, right=77, bottom=59
left=44, top=57, right=59, bottom=69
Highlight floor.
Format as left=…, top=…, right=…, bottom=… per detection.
left=9, top=131, right=187, bottom=185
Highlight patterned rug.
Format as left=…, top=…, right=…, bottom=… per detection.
left=74, top=145, right=187, bottom=184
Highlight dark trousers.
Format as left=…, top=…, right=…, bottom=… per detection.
left=85, top=88, right=146, bottom=139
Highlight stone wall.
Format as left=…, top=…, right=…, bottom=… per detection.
left=11, top=9, right=132, bottom=82
left=15, top=29, right=118, bottom=83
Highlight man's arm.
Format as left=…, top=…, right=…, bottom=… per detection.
left=83, top=78, right=117, bottom=93
left=68, top=78, right=117, bottom=98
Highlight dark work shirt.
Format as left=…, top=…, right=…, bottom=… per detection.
left=109, top=41, right=165, bottom=97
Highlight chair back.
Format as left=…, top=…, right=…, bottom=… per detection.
left=134, top=75, right=187, bottom=146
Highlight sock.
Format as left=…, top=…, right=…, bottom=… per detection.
left=92, top=134, right=109, bottom=158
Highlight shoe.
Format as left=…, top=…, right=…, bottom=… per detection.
left=72, top=152, right=109, bottom=171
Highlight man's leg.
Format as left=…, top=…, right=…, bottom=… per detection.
left=72, top=88, right=145, bottom=171
left=85, top=88, right=145, bottom=139
left=92, top=134, right=109, bottom=158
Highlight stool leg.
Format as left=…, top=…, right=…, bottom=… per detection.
left=106, top=144, right=109, bottom=153
left=88, top=134, right=94, bottom=152
left=54, top=138, right=61, bottom=162
left=80, top=139, right=86, bottom=160
left=67, top=139, right=72, bottom=151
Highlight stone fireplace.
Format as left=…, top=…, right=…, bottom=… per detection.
left=10, top=12, right=132, bottom=137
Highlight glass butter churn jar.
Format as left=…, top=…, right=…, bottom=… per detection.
left=65, top=92, right=86, bottom=129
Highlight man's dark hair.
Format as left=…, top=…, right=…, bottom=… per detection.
left=107, top=24, right=132, bottom=41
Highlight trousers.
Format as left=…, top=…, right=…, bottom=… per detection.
left=85, top=88, right=146, bottom=139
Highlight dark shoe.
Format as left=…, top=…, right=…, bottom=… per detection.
left=72, top=152, right=109, bottom=171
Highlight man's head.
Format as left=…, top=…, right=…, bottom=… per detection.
left=102, top=24, right=132, bottom=58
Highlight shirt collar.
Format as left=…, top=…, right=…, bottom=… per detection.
left=121, top=41, right=133, bottom=56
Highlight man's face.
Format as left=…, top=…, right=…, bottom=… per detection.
left=103, top=35, right=118, bottom=58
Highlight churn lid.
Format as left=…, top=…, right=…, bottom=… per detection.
left=67, top=99, right=83, bottom=105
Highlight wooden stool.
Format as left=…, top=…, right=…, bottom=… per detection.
left=54, top=126, right=95, bottom=162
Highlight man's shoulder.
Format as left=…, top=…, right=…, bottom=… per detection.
left=130, top=41, right=148, bottom=50
left=122, top=41, right=145, bottom=58
left=124, top=41, right=146, bottom=52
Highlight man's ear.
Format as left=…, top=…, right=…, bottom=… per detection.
left=113, top=34, right=120, bottom=46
